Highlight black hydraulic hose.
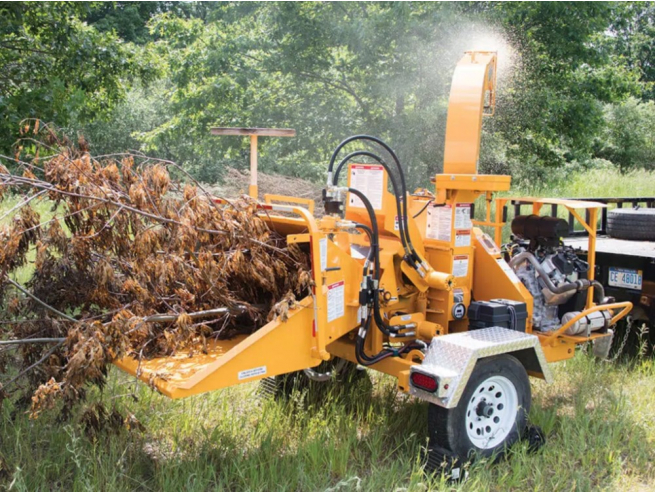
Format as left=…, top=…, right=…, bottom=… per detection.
left=356, top=323, right=426, bottom=366
left=355, top=317, right=394, bottom=367
left=348, top=187, right=398, bottom=336
left=354, top=223, right=374, bottom=274
left=412, top=200, right=431, bottom=219
left=333, top=150, right=412, bottom=261
left=333, top=151, right=389, bottom=184
left=328, top=135, right=420, bottom=264
left=348, top=189, right=380, bottom=280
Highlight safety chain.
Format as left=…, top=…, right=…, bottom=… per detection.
left=606, top=315, right=633, bottom=362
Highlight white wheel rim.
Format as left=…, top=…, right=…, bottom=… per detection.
left=465, top=375, right=519, bottom=450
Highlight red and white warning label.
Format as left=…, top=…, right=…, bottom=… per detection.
left=453, top=255, right=469, bottom=278
left=455, top=203, right=472, bottom=230
left=327, top=280, right=345, bottom=322
left=426, top=204, right=452, bottom=242
left=455, top=229, right=471, bottom=247
left=349, top=164, right=384, bottom=210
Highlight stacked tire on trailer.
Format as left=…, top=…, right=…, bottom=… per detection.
left=607, top=208, right=655, bottom=241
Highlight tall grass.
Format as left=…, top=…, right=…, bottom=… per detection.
left=518, top=167, right=655, bottom=199
left=1, top=354, right=654, bottom=491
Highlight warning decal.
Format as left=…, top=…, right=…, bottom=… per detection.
left=455, top=230, right=471, bottom=248
left=455, top=203, right=472, bottom=230
left=426, top=204, right=452, bottom=242
left=349, top=164, right=384, bottom=210
left=497, top=258, right=521, bottom=284
left=453, top=255, right=469, bottom=278
left=327, top=280, right=345, bottom=322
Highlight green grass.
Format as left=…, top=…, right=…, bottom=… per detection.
left=523, top=167, right=655, bottom=199
left=1, top=168, right=654, bottom=491
left=1, top=353, right=654, bottom=491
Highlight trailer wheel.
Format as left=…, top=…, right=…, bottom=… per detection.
left=607, top=208, right=655, bottom=241
left=428, top=355, right=531, bottom=460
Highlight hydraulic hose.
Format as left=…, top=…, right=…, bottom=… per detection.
left=327, top=135, right=421, bottom=265
left=333, top=150, right=413, bottom=262
left=348, top=187, right=397, bottom=336
left=354, top=223, right=374, bottom=274
left=355, top=314, right=426, bottom=367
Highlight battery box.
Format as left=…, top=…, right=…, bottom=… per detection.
left=468, top=299, right=528, bottom=332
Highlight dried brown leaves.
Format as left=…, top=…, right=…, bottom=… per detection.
left=0, top=130, right=311, bottom=417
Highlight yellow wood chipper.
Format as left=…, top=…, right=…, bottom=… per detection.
left=114, top=51, right=632, bottom=467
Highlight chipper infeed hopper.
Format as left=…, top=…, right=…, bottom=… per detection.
left=114, top=51, right=632, bottom=465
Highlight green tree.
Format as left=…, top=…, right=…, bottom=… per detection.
left=597, top=97, right=655, bottom=172
left=490, top=2, right=642, bottom=171
left=0, top=2, right=149, bottom=154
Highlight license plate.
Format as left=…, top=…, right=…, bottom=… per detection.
left=608, top=267, right=643, bottom=290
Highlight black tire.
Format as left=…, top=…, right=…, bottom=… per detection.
left=428, top=354, right=531, bottom=460
left=607, top=208, right=655, bottom=241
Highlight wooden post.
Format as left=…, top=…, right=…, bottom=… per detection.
left=209, top=127, right=296, bottom=200
left=249, top=135, right=258, bottom=198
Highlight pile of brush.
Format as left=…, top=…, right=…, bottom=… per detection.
left=0, top=122, right=311, bottom=417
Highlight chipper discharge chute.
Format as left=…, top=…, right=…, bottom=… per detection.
left=114, top=51, right=632, bottom=468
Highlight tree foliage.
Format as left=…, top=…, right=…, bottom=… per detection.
left=0, top=2, right=155, bottom=157
left=2, top=1, right=655, bottom=185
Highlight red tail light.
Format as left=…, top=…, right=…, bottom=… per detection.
left=410, top=372, right=438, bottom=392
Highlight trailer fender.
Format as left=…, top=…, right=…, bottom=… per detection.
left=409, top=327, right=552, bottom=409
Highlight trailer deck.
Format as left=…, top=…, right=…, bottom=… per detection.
left=565, top=236, right=655, bottom=259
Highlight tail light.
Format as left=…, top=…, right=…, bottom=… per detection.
left=410, top=371, right=438, bottom=392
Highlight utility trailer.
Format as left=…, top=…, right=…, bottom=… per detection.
left=112, top=52, right=633, bottom=469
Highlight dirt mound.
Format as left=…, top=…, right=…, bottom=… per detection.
left=206, top=168, right=324, bottom=215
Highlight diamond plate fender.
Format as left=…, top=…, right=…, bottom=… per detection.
left=409, top=327, right=552, bottom=408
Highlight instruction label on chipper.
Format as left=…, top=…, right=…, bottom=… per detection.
left=453, top=255, right=469, bottom=277
left=455, top=203, right=472, bottom=229
left=238, top=366, right=267, bottom=380
left=349, top=164, right=384, bottom=210
left=426, top=204, right=452, bottom=242
left=327, top=280, right=345, bottom=322
left=455, top=230, right=471, bottom=247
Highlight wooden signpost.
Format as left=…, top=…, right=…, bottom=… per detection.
left=210, top=127, right=296, bottom=198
